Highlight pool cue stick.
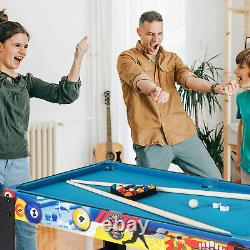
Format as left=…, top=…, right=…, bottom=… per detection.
left=70, top=179, right=250, bottom=201
left=66, top=180, right=230, bottom=235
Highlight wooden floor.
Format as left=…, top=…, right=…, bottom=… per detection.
left=37, top=225, right=103, bottom=250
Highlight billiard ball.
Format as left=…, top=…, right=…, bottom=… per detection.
left=148, top=185, right=155, bottom=189
left=124, top=191, right=133, bottom=197
left=25, top=202, right=42, bottom=223
left=136, top=188, right=144, bottom=193
left=72, top=208, right=90, bottom=231
left=3, top=189, right=16, bottom=199
left=15, top=203, right=25, bottom=217
left=188, top=199, right=198, bottom=208
left=118, top=188, right=126, bottom=194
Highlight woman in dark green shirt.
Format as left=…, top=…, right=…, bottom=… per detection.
left=0, top=9, right=89, bottom=250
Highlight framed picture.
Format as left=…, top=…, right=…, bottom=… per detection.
left=245, top=37, right=250, bottom=49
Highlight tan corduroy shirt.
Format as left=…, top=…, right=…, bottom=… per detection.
left=117, top=41, right=196, bottom=146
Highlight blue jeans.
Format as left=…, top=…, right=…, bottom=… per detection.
left=133, top=134, right=222, bottom=179
left=0, top=158, right=37, bottom=250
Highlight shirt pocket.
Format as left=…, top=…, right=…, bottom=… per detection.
left=159, top=62, right=175, bottom=89
left=140, top=62, right=155, bottom=76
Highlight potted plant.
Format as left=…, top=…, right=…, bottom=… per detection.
left=197, top=123, right=224, bottom=174
left=178, top=53, right=224, bottom=173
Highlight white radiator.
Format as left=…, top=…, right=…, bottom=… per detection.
left=28, top=122, right=57, bottom=180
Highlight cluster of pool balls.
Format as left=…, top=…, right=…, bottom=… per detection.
left=111, top=183, right=157, bottom=200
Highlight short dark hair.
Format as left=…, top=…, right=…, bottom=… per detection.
left=0, top=9, right=30, bottom=43
left=236, top=48, right=250, bottom=68
left=139, top=11, right=163, bottom=26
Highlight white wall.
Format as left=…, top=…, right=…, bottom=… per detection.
left=185, top=0, right=225, bottom=129
left=1, top=0, right=94, bottom=172
left=2, top=0, right=92, bottom=122
left=1, top=0, right=225, bottom=170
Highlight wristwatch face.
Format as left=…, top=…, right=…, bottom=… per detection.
left=211, top=84, right=217, bottom=93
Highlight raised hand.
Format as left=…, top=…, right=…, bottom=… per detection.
left=151, top=86, right=169, bottom=104
left=67, top=36, right=89, bottom=82
left=216, top=79, right=239, bottom=95
left=74, top=36, right=89, bottom=60
left=224, top=80, right=239, bottom=95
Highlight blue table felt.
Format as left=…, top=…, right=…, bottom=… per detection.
left=16, top=161, right=250, bottom=239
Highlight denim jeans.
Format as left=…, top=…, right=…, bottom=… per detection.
left=133, top=133, right=222, bottom=179
left=0, top=158, right=37, bottom=250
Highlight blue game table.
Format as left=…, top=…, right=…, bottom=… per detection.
left=1, top=161, right=250, bottom=250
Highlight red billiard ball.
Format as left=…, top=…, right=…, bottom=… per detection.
left=117, top=188, right=126, bottom=194
left=3, top=189, right=16, bottom=199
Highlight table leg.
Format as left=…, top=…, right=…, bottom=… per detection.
left=98, top=241, right=126, bottom=250
left=0, top=195, right=15, bottom=250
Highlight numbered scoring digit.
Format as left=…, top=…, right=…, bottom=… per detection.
left=78, top=215, right=85, bottom=223
left=72, top=208, right=90, bottom=231
left=30, top=208, right=39, bottom=218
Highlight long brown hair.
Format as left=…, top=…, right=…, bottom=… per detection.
left=0, top=9, right=30, bottom=43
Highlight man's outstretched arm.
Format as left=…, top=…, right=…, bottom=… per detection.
left=185, top=76, right=238, bottom=95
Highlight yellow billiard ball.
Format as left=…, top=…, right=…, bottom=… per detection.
left=148, top=185, right=155, bottom=189
left=136, top=188, right=144, bottom=193
left=72, top=208, right=90, bottom=231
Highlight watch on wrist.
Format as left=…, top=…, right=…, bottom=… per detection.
left=210, top=83, right=218, bottom=94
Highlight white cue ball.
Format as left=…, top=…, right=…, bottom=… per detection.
left=188, top=199, right=198, bottom=208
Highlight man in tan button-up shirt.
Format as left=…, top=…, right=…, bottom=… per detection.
left=117, top=11, right=237, bottom=179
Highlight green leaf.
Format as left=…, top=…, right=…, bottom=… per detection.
left=197, top=123, right=224, bottom=174
left=178, top=52, right=224, bottom=173
left=178, top=53, right=223, bottom=121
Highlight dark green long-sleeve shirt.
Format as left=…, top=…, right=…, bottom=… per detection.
left=0, top=71, right=81, bottom=159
